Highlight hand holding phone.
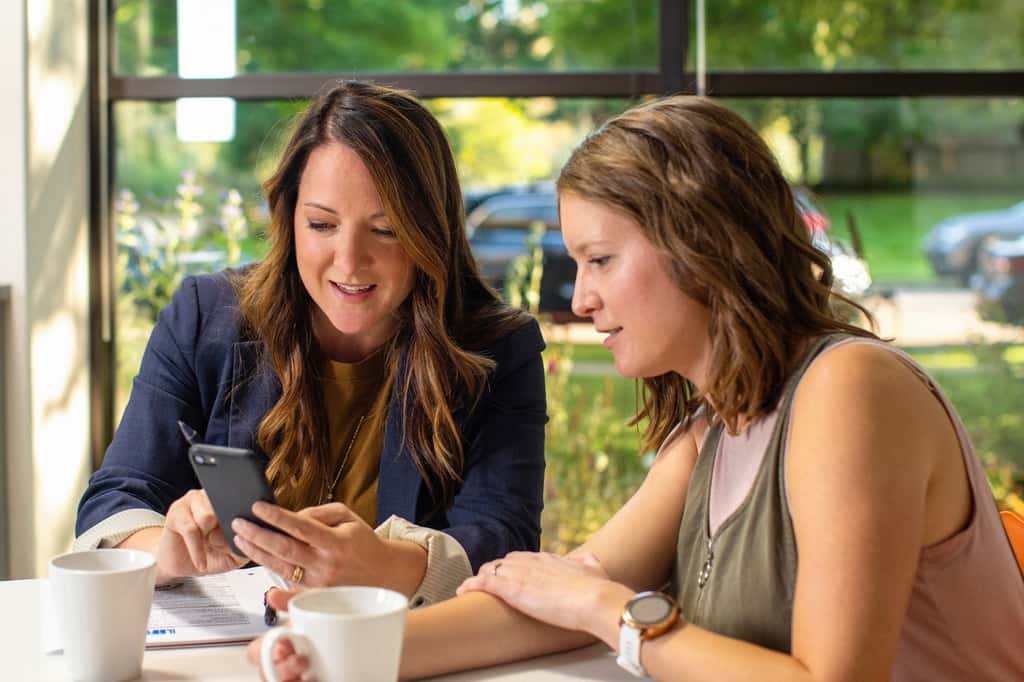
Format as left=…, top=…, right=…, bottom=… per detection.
left=187, top=443, right=281, bottom=555
left=156, top=489, right=249, bottom=578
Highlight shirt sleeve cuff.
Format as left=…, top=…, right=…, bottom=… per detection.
left=73, top=508, right=167, bottom=551
left=374, top=515, right=472, bottom=608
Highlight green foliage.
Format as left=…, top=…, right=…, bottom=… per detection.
left=116, top=171, right=261, bottom=322
left=114, top=172, right=266, bottom=419
left=706, top=0, right=1024, bottom=71
left=429, top=98, right=584, bottom=189
left=923, top=344, right=1024, bottom=515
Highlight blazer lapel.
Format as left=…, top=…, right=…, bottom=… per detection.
left=376, top=346, right=422, bottom=523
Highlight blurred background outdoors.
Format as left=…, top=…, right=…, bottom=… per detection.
left=110, top=0, right=1024, bottom=552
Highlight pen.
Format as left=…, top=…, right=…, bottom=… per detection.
left=264, top=588, right=278, bottom=626
left=178, top=420, right=201, bottom=446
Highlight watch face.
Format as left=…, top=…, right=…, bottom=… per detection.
left=629, top=594, right=674, bottom=625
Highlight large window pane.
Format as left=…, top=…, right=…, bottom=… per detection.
left=114, top=0, right=657, bottom=76
left=702, top=1, right=1024, bottom=71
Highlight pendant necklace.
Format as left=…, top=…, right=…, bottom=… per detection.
left=319, top=413, right=367, bottom=505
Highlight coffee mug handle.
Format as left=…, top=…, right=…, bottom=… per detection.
left=260, top=626, right=314, bottom=682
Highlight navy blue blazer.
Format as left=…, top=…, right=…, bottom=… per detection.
left=76, top=272, right=547, bottom=570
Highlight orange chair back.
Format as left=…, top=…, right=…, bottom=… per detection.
left=1000, top=510, right=1024, bottom=574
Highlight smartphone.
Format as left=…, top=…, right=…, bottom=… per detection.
left=187, top=443, right=281, bottom=555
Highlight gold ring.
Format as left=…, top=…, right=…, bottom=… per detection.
left=492, top=561, right=502, bottom=576
left=290, top=564, right=304, bottom=584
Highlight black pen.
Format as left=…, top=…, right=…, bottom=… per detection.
left=178, top=420, right=201, bottom=447
left=264, top=588, right=278, bottom=626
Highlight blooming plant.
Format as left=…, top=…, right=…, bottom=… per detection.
left=114, top=172, right=257, bottom=416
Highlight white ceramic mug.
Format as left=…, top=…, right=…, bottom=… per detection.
left=48, top=548, right=157, bottom=682
left=261, top=586, right=409, bottom=682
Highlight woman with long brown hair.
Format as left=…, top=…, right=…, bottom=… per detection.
left=75, top=80, right=547, bottom=605
left=259, top=95, right=1024, bottom=681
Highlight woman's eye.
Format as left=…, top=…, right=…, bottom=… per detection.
left=307, top=221, right=333, bottom=231
left=372, top=226, right=397, bottom=238
left=589, top=256, right=611, bottom=267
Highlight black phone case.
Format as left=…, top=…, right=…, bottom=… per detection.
left=187, top=444, right=279, bottom=555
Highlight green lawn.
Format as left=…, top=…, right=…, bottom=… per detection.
left=818, top=192, right=1022, bottom=284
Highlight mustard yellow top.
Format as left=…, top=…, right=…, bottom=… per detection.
left=320, top=349, right=389, bottom=526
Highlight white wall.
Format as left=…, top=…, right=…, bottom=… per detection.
left=1, top=0, right=92, bottom=578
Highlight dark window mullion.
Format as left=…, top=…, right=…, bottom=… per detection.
left=110, top=72, right=665, bottom=101
left=659, top=0, right=688, bottom=95
left=111, top=70, right=1024, bottom=102
left=89, top=0, right=115, bottom=468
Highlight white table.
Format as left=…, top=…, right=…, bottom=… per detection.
left=1, top=579, right=633, bottom=681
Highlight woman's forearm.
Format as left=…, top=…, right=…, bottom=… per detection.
left=115, top=527, right=177, bottom=584
left=383, top=539, right=428, bottom=599
left=400, top=590, right=595, bottom=680
left=115, top=525, right=162, bottom=552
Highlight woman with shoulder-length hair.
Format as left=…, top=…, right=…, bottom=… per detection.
left=258, top=95, right=1024, bottom=681
left=75, top=80, right=547, bottom=605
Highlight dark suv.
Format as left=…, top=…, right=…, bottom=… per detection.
left=466, top=190, right=579, bottom=315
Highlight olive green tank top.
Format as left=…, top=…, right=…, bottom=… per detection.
left=671, top=334, right=838, bottom=653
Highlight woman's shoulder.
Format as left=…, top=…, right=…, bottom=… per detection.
left=157, top=269, right=246, bottom=350
left=187, top=269, right=243, bottom=312
left=798, top=337, right=920, bottom=403
left=790, top=337, right=951, bottom=464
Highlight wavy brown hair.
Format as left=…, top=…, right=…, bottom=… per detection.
left=236, top=80, right=531, bottom=510
left=557, top=96, right=877, bottom=448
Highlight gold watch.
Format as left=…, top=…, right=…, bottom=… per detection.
left=616, top=591, right=680, bottom=677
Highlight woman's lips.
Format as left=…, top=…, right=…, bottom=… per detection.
left=331, top=281, right=376, bottom=300
left=600, top=327, right=622, bottom=348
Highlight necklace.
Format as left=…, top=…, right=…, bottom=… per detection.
left=319, top=413, right=367, bottom=505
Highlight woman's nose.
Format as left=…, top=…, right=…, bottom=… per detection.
left=334, top=230, right=372, bottom=272
left=571, top=274, right=598, bottom=318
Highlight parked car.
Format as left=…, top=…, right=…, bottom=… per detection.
left=465, top=190, right=578, bottom=317
left=974, top=235, right=1024, bottom=324
left=463, top=182, right=553, bottom=215
left=923, top=200, right=1024, bottom=285
left=466, top=186, right=871, bottom=315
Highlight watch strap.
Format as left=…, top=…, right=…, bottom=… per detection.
left=616, top=622, right=647, bottom=677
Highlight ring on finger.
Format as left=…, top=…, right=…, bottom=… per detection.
left=492, top=561, right=503, bottom=577
left=291, top=564, right=305, bottom=584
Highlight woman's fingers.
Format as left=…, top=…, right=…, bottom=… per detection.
left=297, top=502, right=358, bottom=527
left=232, top=530, right=303, bottom=583
left=458, top=558, right=511, bottom=596
left=276, top=652, right=311, bottom=682
left=266, top=587, right=298, bottom=612
left=247, top=635, right=308, bottom=682
left=188, top=489, right=220, bottom=535
left=166, top=506, right=209, bottom=573
left=253, top=502, right=355, bottom=545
